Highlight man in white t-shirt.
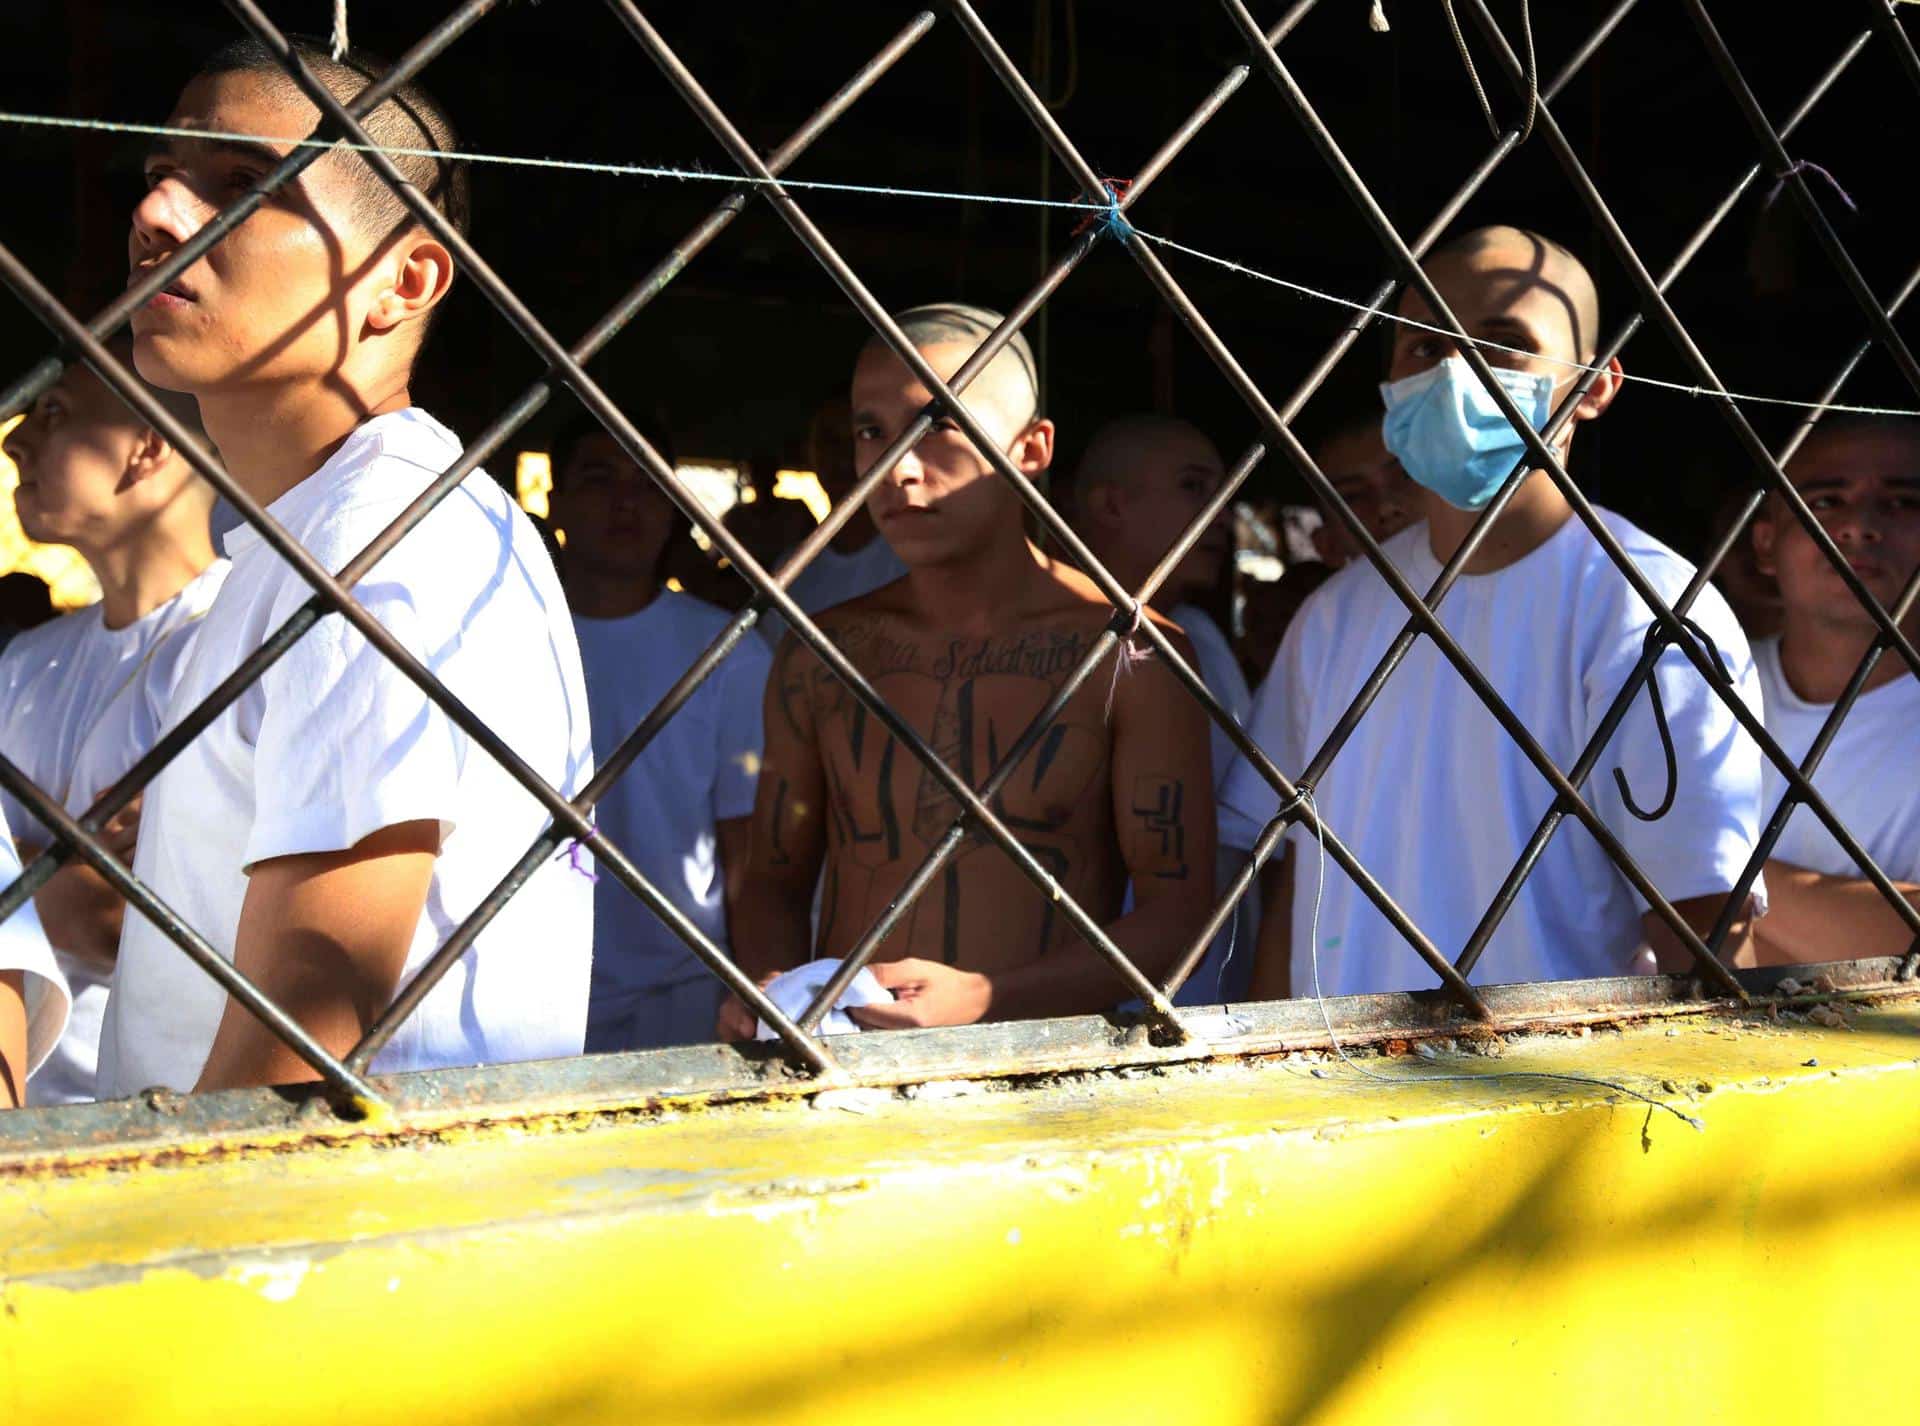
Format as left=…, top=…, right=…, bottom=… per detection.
left=0, top=342, right=228, bottom=1104
left=97, top=37, right=592, bottom=1096
left=1220, top=225, right=1763, bottom=999
left=548, top=414, right=771, bottom=1048
left=1066, top=413, right=1253, bottom=1002
left=0, top=808, right=71, bottom=1107
left=756, top=396, right=907, bottom=650
left=1747, top=417, right=1920, bottom=961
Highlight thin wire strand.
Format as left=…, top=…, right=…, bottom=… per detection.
left=1295, top=787, right=1706, bottom=1131
left=0, top=111, right=1101, bottom=211
left=2, top=107, right=1912, bottom=418
left=1137, top=229, right=1920, bottom=417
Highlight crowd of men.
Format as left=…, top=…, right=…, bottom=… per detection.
left=2, top=38, right=1916, bottom=1108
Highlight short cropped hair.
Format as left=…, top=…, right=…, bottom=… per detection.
left=197, top=35, right=471, bottom=245
left=548, top=411, right=679, bottom=492
left=1790, top=413, right=1920, bottom=466
left=877, top=303, right=1041, bottom=424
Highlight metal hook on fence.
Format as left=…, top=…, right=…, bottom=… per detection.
left=1612, top=616, right=1734, bottom=822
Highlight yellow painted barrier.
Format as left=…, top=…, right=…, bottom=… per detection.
left=4, top=997, right=1918, bottom=1425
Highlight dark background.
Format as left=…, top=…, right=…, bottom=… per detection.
left=0, top=0, right=1911, bottom=564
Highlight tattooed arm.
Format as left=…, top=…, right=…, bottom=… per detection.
left=731, top=633, right=829, bottom=989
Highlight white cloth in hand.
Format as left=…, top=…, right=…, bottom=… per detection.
left=755, top=959, right=893, bottom=1039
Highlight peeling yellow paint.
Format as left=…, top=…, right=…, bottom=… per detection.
left=2, top=1002, right=1918, bottom=1424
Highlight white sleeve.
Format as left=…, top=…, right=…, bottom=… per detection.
left=1586, top=584, right=1766, bottom=913
left=0, top=815, right=70, bottom=1081
left=245, top=573, right=465, bottom=867
left=1217, top=616, right=1310, bottom=852
left=0, top=651, right=45, bottom=846
left=712, top=634, right=773, bottom=823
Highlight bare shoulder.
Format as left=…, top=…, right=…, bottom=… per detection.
left=1043, top=560, right=1194, bottom=648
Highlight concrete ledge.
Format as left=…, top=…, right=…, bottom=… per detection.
left=3, top=979, right=1918, bottom=1424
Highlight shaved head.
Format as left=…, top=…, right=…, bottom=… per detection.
left=1068, top=412, right=1230, bottom=605
left=1424, top=225, right=1601, bottom=364
left=862, top=303, right=1040, bottom=428
left=1074, top=413, right=1212, bottom=500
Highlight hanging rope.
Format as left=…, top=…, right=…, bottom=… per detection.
left=1442, top=0, right=1536, bottom=143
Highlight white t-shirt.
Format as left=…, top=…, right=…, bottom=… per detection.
left=0, top=562, right=229, bottom=1105
left=756, top=536, right=906, bottom=649
left=1168, top=602, right=1251, bottom=794
left=1219, top=510, right=1765, bottom=996
left=573, top=592, right=770, bottom=1016
left=97, top=408, right=594, bottom=1096
left=0, top=809, right=69, bottom=1085
left=1753, top=637, right=1920, bottom=881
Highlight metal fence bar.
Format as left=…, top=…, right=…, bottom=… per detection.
left=1866, top=0, right=1920, bottom=98
left=783, top=0, right=1546, bottom=1027
left=1445, top=0, right=1920, bottom=961
left=1686, top=2, right=1920, bottom=398
left=0, top=0, right=499, bottom=429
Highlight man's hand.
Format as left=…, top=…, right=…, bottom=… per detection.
left=100, top=795, right=142, bottom=861
left=845, top=959, right=989, bottom=1029
left=27, top=796, right=141, bottom=970
left=716, top=970, right=781, bottom=1042
left=1642, top=892, right=1755, bottom=975
left=1, top=969, right=25, bottom=1109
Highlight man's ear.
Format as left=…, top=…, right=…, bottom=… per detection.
left=366, top=233, right=456, bottom=336
left=1079, top=473, right=1127, bottom=530
left=1751, top=509, right=1778, bottom=577
left=1011, top=418, right=1054, bottom=476
left=1573, top=355, right=1624, bottom=423
left=122, top=426, right=177, bottom=489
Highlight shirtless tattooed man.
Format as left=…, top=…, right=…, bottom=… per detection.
left=721, top=304, right=1217, bottom=1035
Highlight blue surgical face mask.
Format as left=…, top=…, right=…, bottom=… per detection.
left=1378, top=356, right=1557, bottom=511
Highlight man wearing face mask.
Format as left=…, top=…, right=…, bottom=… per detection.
left=1219, top=226, right=1764, bottom=999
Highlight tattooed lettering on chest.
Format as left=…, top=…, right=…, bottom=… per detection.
left=801, top=616, right=1113, bottom=960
